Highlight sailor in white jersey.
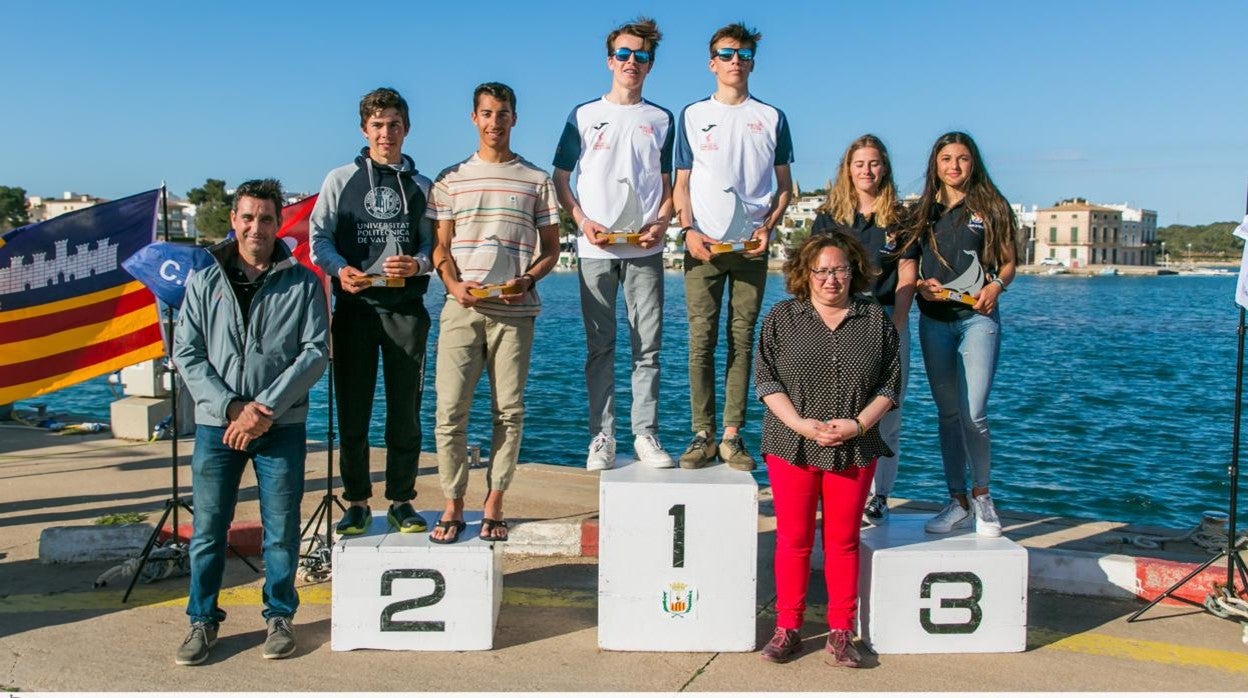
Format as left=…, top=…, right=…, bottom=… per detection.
left=553, top=17, right=676, bottom=472
left=673, top=22, right=794, bottom=471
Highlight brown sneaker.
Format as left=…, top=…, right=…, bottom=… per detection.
left=718, top=435, right=756, bottom=471
left=760, top=627, right=801, bottom=663
left=824, top=629, right=863, bottom=668
left=679, top=431, right=717, bottom=469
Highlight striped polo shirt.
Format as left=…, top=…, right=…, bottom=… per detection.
left=427, top=153, right=560, bottom=318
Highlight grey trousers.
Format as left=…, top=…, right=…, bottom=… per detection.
left=578, top=254, right=664, bottom=437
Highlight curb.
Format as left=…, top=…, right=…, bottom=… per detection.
left=39, top=517, right=1226, bottom=606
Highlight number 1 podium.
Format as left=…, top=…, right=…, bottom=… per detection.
left=598, top=462, right=759, bottom=651
left=331, top=512, right=502, bottom=651
left=858, top=513, right=1028, bottom=654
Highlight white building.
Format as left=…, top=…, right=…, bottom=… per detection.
left=1103, top=203, right=1158, bottom=266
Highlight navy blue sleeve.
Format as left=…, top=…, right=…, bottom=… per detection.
left=811, top=211, right=833, bottom=236
left=552, top=108, right=582, bottom=172
left=774, top=108, right=794, bottom=166
left=673, top=105, right=693, bottom=170
left=660, top=107, right=676, bottom=174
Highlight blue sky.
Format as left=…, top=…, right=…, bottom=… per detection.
left=3, top=1, right=1245, bottom=225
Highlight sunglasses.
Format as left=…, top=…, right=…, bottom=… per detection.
left=611, top=47, right=652, bottom=64
left=714, top=47, right=755, bottom=62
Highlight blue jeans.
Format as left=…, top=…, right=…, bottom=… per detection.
left=918, top=312, right=1000, bottom=496
left=187, top=423, right=306, bottom=626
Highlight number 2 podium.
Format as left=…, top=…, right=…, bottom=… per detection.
left=858, top=513, right=1028, bottom=654
left=331, top=513, right=502, bottom=651
left=598, top=462, right=759, bottom=652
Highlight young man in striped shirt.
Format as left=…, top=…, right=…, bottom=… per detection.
left=428, top=82, right=561, bottom=543
left=552, top=17, right=676, bottom=471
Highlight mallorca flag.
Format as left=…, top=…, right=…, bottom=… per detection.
left=0, top=189, right=165, bottom=404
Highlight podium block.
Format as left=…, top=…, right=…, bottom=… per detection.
left=331, top=512, right=502, bottom=651
left=598, top=463, right=758, bottom=651
left=858, top=514, right=1027, bottom=654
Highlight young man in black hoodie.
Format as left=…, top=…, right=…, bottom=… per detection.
left=310, top=87, right=434, bottom=535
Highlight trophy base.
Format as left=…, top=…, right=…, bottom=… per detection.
left=602, top=232, right=642, bottom=245
left=934, top=288, right=977, bottom=306
left=468, top=283, right=521, bottom=299
left=709, top=238, right=762, bottom=255
left=362, top=275, right=405, bottom=288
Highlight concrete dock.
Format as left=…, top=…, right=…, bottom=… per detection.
left=1, top=422, right=1245, bottom=692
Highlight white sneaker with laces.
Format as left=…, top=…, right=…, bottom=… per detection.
left=634, top=434, right=674, bottom=468
left=971, top=493, right=1002, bottom=537
left=586, top=433, right=616, bottom=471
left=924, top=499, right=972, bottom=533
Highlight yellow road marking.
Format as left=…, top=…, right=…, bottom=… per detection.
left=2, top=586, right=1244, bottom=672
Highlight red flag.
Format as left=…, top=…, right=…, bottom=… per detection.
left=277, top=194, right=324, bottom=289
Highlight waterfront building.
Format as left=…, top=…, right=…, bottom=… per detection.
left=26, top=192, right=105, bottom=222
left=1013, top=203, right=1038, bottom=266
left=1103, top=203, right=1158, bottom=266
left=1035, top=198, right=1126, bottom=268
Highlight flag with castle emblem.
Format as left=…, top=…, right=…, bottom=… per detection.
left=0, top=189, right=164, bottom=404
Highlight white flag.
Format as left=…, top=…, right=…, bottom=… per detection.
left=1234, top=215, right=1248, bottom=308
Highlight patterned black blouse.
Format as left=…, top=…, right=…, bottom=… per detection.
left=754, top=296, right=901, bottom=471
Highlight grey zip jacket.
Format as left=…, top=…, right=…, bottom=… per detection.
left=174, top=238, right=329, bottom=428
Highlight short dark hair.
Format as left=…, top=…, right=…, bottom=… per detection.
left=708, top=22, right=762, bottom=57
left=782, top=229, right=874, bottom=301
left=606, top=17, right=662, bottom=59
left=359, top=87, right=410, bottom=130
left=232, top=179, right=284, bottom=216
left=473, top=82, right=516, bottom=112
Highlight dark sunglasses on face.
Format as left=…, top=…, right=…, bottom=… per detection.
left=611, top=47, right=652, bottom=64
left=714, top=47, right=755, bottom=62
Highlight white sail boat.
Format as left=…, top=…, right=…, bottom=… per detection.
left=709, top=188, right=762, bottom=254
left=603, top=179, right=645, bottom=245
left=468, top=236, right=521, bottom=298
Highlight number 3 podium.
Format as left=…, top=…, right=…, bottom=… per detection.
left=597, top=462, right=760, bottom=652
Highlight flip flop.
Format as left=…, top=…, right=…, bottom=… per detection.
left=480, top=518, right=509, bottom=542
left=429, top=519, right=466, bottom=544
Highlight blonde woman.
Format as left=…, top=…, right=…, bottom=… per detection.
left=811, top=135, right=915, bottom=525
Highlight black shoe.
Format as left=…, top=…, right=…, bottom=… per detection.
left=387, top=501, right=428, bottom=533
left=335, top=504, right=371, bottom=536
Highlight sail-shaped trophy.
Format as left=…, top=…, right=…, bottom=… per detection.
left=709, top=188, right=763, bottom=255
left=601, top=178, right=645, bottom=245
left=361, top=238, right=407, bottom=287
left=924, top=249, right=985, bottom=306
left=467, top=236, right=522, bottom=298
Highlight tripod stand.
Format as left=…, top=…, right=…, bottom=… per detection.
left=122, top=187, right=257, bottom=602
left=1128, top=193, right=1248, bottom=622
left=300, top=357, right=345, bottom=579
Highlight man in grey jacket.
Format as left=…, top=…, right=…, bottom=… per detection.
left=172, top=178, right=329, bottom=666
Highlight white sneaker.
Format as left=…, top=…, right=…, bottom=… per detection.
left=924, top=499, right=972, bottom=533
left=971, top=493, right=1002, bottom=537
left=586, top=433, right=616, bottom=471
left=634, top=434, right=674, bottom=468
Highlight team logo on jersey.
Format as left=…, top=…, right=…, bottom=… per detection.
left=593, top=129, right=610, bottom=151
left=700, top=124, right=717, bottom=132
left=968, top=213, right=986, bottom=232
left=638, top=124, right=654, bottom=136
left=364, top=186, right=402, bottom=220
left=699, top=128, right=718, bottom=151
left=592, top=121, right=609, bottom=130
left=747, top=120, right=765, bottom=134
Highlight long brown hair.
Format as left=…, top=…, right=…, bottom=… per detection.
left=817, top=134, right=900, bottom=229
left=899, top=131, right=1017, bottom=271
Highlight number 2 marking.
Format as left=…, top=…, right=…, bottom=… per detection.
left=919, top=571, right=983, bottom=634
left=379, top=569, right=446, bottom=632
left=668, top=504, right=685, bottom=568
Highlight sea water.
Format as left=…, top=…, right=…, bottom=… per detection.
left=18, top=271, right=1242, bottom=529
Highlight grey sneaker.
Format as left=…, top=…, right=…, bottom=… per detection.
left=586, top=432, right=616, bottom=472
left=863, top=494, right=889, bottom=526
left=175, top=622, right=217, bottom=666
left=924, top=499, right=972, bottom=534
left=718, top=435, right=756, bottom=471
left=262, top=616, right=296, bottom=660
left=971, top=493, right=1002, bottom=537
left=679, top=431, right=717, bottom=469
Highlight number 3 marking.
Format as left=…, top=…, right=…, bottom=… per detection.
left=919, top=571, right=983, bottom=634
left=379, top=569, right=446, bottom=632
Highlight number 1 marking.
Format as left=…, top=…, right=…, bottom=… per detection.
left=668, top=504, right=685, bottom=568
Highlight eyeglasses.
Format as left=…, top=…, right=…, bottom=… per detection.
left=714, top=47, right=755, bottom=62
left=811, top=266, right=852, bottom=281
left=611, top=47, right=652, bottom=64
